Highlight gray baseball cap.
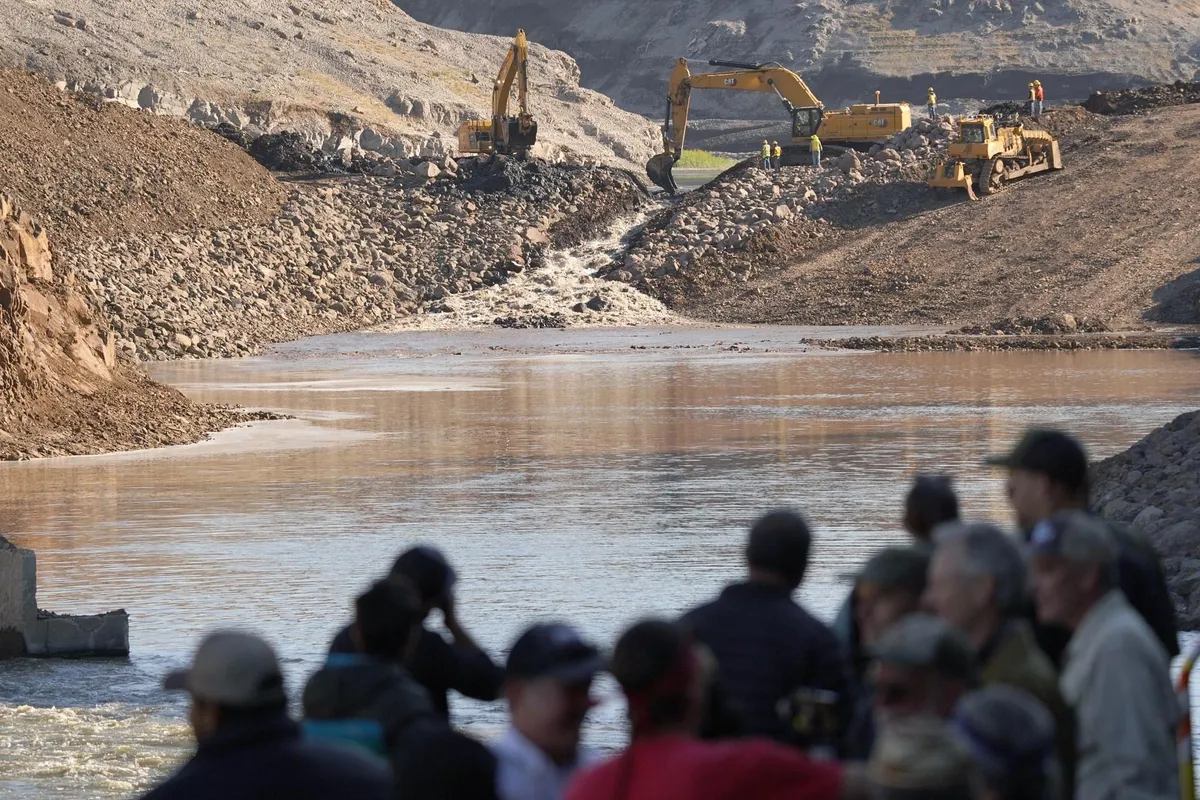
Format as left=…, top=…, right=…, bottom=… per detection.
left=1028, top=511, right=1117, bottom=565
left=870, top=613, right=978, bottom=685
left=164, top=630, right=287, bottom=707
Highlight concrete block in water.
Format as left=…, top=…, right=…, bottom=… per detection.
left=0, top=540, right=37, bottom=657
left=24, top=611, right=130, bottom=657
left=0, top=535, right=130, bottom=658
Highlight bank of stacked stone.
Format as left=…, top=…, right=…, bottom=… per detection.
left=68, top=159, right=647, bottom=360
left=1092, top=410, right=1200, bottom=627
left=602, top=115, right=953, bottom=287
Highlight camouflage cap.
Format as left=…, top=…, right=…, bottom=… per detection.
left=870, top=613, right=978, bottom=685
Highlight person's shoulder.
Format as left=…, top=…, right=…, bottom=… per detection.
left=290, top=740, right=392, bottom=792
left=563, top=755, right=621, bottom=800
left=704, top=738, right=842, bottom=793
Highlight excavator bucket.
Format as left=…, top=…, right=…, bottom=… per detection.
left=646, top=153, right=680, bottom=194
left=928, top=161, right=978, bottom=201
left=503, top=118, right=538, bottom=156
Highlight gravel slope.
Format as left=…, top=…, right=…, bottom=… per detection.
left=654, top=104, right=1200, bottom=329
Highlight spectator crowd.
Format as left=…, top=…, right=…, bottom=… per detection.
left=138, top=428, right=1188, bottom=800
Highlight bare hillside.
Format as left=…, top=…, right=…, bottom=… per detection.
left=1, top=0, right=658, bottom=167
left=398, top=0, right=1200, bottom=114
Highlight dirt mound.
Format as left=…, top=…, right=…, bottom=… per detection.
left=1083, top=81, right=1200, bottom=115
left=641, top=103, right=1200, bottom=329
left=0, top=194, right=263, bottom=460
left=0, top=69, right=285, bottom=250
left=979, top=101, right=1027, bottom=117
left=247, top=131, right=348, bottom=173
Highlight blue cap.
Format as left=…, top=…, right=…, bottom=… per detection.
left=506, top=623, right=604, bottom=683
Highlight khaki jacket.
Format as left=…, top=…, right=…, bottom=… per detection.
left=982, top=621, right=1075, bottom=799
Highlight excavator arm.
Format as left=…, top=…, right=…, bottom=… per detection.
left=490, top=30, right=537, bottom=155
left=647, top=58, right=827, bottom=193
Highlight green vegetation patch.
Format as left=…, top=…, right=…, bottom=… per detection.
left=674, top=150, right=738, bottom=169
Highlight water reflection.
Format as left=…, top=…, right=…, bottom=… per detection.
left=0, top=330, right=1197, bottom=797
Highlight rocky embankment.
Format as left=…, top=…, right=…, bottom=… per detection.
left=1092, top=410, right=1200, bottom=628
left=0, top=195, right=265, bottom=460
left=600, top=115, right=952, bottom=291
left=71, top=157, right=649, bottom=360
left=1084, top=80, right=1200, bottom=115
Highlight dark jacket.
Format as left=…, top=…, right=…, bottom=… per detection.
left=682, top=581, right=852, bottom=747
left=1032, top=518, right=1179, bottom=667
left=302, top=653, right=442, bottom=763
left=139, top=712, right=390, bottom=800
left=329, top=625, right=503, bottom=719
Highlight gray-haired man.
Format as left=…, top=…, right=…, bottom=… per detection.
left=1031, top=511, right=1179, bottom=800
left=923, top=522, right=1073, bottom=798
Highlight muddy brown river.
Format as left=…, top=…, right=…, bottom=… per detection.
left=1, top=327, right=1198, bottom=798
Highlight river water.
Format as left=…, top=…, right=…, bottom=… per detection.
left=1, top=327, right=1198, bottom=798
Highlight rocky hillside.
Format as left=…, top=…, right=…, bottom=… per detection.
left=398, top=0, right=1200, bottom=113
left=1, top=0, right=658, bottom=167
left=0, top=194, right=260, bottom=459
left=1093, top=409, right=1200, bottom=628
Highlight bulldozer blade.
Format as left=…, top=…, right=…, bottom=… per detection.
left=646, top=153, right=680, bottom=195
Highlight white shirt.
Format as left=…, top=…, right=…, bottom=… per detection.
left=492, top=727, right=594, bottom=800
left=1061, top=590, right=1180, bottom=800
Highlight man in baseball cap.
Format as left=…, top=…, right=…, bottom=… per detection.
left=869, top=613, right=978, bottom=732
left=139, top=630, right=389, bottom=800
left=986, top=427, right=1178, bottom=662
left=492, top=623, right=605, bottom=800
left=1029, top=511, right=1179, bottom=800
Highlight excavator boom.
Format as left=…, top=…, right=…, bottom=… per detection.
left=646, top=57, right=910, bottom=193
left=458, top=29, right=538, bottom=157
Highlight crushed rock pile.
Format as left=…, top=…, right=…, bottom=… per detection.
left=956, top=314, right=1112, bottom=335
left=600, top=116, right=954, bottom=287
left=0, top=194, right=264, bottom=460
left=1083, top=81, right=1200, bottom=115
left=69, top=159, right=648, bottom=360
left=1092, top=410, right=1200, bottom=628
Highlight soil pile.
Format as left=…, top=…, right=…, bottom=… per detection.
left=0, top=195, right=262, bottom=460
left=1092, top=410, right=1200, bottom=628
left=0, top=68, right=285, bottom=251
left=1083, top=81, right=1200, bottom=115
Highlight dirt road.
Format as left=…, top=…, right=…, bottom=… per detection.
left=669, top=104, right=1200, bottom=328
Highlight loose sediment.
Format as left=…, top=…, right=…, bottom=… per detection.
left=1092, top=411, right=1200, bottom=628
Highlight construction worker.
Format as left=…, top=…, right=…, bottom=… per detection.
left=810, top=133, right=822, bottom=168
left=761, top=139, right=772, bottom=169
left=771, top=141, right=782, bottom=170
left=1033, top=80, right=1044, bottom=116
left=1027, top=82, right=1037, bottom=117
left=926, top=87, right=937, bottom=119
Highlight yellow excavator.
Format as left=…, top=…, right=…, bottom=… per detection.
left=646, top=58, right=912, bottom=193
left=928, top=114, right=1063, bottom=200
left=457, top=29, right=538, bottom=157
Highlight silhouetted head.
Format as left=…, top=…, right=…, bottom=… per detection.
left=611, top=619, right=709, bottom=738
left=354, top=577, right=422, bottom=661
left=746, top=509, right=812, bottom=590
left=904, top=475, right=960, bottom=542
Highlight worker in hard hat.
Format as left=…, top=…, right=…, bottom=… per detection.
left=761, top=139, right=772, bottom=170
left=810, top=133, right=822, bottom=168
left=1033, top=80, right=1045, bottom=117
left=1027, top=82, right=1037, bottom=117
left=771, top=141, right=782, bottom=170
left=926, top=87, right=938, bottom=120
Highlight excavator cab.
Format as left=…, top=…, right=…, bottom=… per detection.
left=791, top=108, right=824, bottom=139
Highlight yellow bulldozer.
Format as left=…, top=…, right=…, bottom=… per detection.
left=456, top=29, right=538, bottom=157
left=928, top=115, right=1063, bottom=200
left=646, top=58, right=912, bottom=193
